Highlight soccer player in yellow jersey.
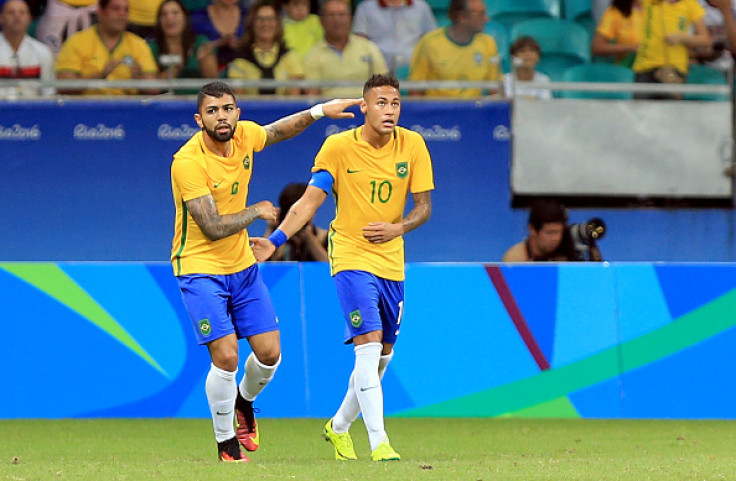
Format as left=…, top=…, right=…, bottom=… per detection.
left=252, top=74, right=434, bottom=461
left=171, top=81, right=360, bottom=462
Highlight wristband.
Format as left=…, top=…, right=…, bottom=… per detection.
left=268, top=229, right=288, bottom=249
left=310, top=103, right=325, bottom=120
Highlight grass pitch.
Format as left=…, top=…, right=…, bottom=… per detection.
left=1, top=418, right=735, bottom=481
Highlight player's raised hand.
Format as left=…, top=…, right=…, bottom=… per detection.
left=322, top=99, right=362, bottom=119
left=253, top=201, right=277, bottom=222
left=362, top=222, right=403, bottom=244
left=251, top=237, right=276, bottom=262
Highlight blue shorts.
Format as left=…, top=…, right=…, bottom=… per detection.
left=177, top=264, right=279, bottom=345
left=334, top=270, right=405, bottom=345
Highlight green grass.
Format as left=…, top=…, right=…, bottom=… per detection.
left=1, top=418, right=735, bottom=480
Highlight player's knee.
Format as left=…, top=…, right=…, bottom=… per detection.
left=211, top=350, right=239, bottom=372
left=255, top=347, right=281, bottom=366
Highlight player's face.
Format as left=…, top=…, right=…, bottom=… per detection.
left=195, top=94, right=241, bottom=143
left=160, top=1, right=186, bottom=36
left=361, top=85, right=401, bottom=137
left=99, top=0, right=129, bottom=35
left=0, top=0, right=32, bottom=34
left=530, top=222, right=565, bottom=256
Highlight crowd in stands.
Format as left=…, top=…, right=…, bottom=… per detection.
left=0, top=0, right=734, bottom=98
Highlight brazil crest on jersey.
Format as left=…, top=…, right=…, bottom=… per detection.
left=170, top=121, right=267, bottom=276
left=312, top=126, right=434, bottom=281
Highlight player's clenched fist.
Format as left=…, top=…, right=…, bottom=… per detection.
left=253, top=201, right=277, bottom=223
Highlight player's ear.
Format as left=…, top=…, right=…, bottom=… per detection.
left=360, top=100, right=367, bottom=114
left=194, top=113, right=203, bottom=128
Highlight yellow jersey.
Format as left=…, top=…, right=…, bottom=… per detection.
left=170, top=121, right=267, bottom=276
left=633, top=0, right=705, bottom=74
left=227, top=45, right=305, bottom=95
left=313, top=126, right=435, bottom=281
left=409, top=27, right=499, bottom=97
left=128, top=0, right=165, bottom=27
left=55, top=26, right=157, bottom=95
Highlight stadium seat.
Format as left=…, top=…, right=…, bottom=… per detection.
left=435, top=12, right=451, bottom=27
left=564, top=0, right=595, bottom=39
left=183, top=0, right=208, bottom=12
left=485, top=20, right=510, bottom=73
left=510, top=18, right=590, bottom=80
left=685, top=64, right=728, bottom=101
left=487, top=0, right=561, bottom=30
left=563, top=0, right=590, bottom=22
left=559, top=63, right=634, bottom=99
left=427, top=0, right=450, bottom=17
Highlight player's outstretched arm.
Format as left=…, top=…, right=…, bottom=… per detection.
left=252, top=186, right=328, bottom=261
left=187, top=194, right=277, bottom=241
left=263, top=99, right=362, bottom=147
left=362, top=191, right=432, bottom=244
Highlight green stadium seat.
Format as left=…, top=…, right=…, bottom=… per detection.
left=563, top=0, right=590, bottom=22
left=485, top=20, right=510, bottom=73
left=486, top=0, right=560, bottom=30
left=511, top=18, right=590, bottom=80
left=511, top=18, right=590, bottom=61
left=183, top=0, right=208, bottom=12
left=427, top=0, right=449, bottom=15
left=559, top=63, right=634, bottom=99
left=685, top=64, right=728, bottom=101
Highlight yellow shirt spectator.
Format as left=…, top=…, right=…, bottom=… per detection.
left=303, top=33, right=388, bottom=97
left=55, top=26, right=158, bottom=94
left=128, top=0, right=165, bottom=28
left=633, top=0, right=706, bottom=74
left=283, top=14, right=324, bottom=58
left=409, top=27, right=499, bottom=97
left=228, top=45, right=305, bottom=95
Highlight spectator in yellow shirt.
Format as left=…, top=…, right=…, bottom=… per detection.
left=55, top=0, right=158, bottom=95
left=591, top=0, right=642, bottom=66
left=409, top=0, right=499, bottom=97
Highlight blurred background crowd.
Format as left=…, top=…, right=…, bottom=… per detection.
left=0, top=0, right=734, bottom=98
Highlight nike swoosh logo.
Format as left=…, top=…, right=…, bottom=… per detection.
left=213, top=182, right=222, bottom=188
left=216, top=410, right=233, bottom=415
left=347, top=169, right=362, bottom=174
left=360, top=386, right=379, bottom=392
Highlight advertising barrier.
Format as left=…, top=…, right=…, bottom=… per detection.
left=3, top=262, right=736, bottom=419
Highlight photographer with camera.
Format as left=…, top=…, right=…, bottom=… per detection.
left=502, top=199, right=606, bottom=262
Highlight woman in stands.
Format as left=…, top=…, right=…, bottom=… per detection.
left=227, top=0, right=304, bottom=95
left=149, top=0, right=219, bottom=84
left=191, top=0, right=248, bottom=74
left=591, top=0, right=642, bottom=67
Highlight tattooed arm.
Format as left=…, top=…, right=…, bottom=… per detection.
left=263, top=98, right=362, bottom=147
left=186, top=194, right=277, bottom=241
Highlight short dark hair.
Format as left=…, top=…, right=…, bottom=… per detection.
left=528, top=199, right=567, bottom=231
left=510, top=36, right=541, bottom=56
left=362, top=73, right=400, bottom=97
left=447, top=0, right=469, bottom=23
left=197, top=81, right=236, bottom=112
left=278, top=183, right=308, bottom=223
left=98, top=0, right=116, bottom=10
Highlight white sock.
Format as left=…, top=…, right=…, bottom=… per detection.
left=332, top=350, right=393, bottom=434
left=205, top=363, right=237, bottom=443
left=239, top=352, right=281, bottom=401
left=352, top=342, right=386, bottom=450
